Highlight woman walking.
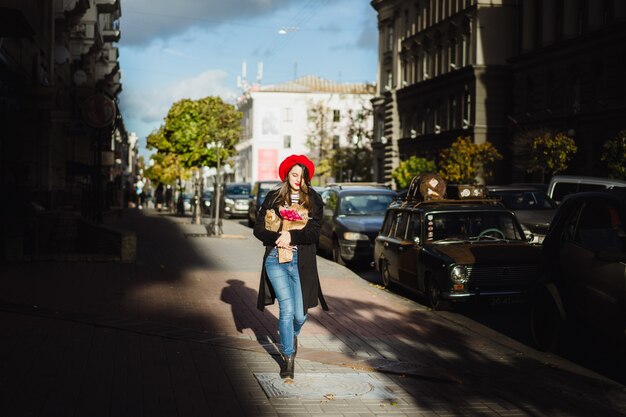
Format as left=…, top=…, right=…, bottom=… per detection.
left=253, top=154, right=328, bottom=379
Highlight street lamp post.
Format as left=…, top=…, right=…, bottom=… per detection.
left=207, top=141, right=222, bottom=236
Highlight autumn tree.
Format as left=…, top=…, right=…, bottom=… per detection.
left=439, top=136, right=502, bottom=184
left=528, top=132, right=577, bottom=183
left=601, top=130, right=626, bottom=180
left=143, top=152, right=189, bottom=187
left=391, top=156, right=437, bottom=189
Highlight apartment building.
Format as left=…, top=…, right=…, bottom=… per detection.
left=371, top=0, right=626, bottom=183
left=235, top=75, right=375, bottom=184
left=0, top=0, right=130, bottom=259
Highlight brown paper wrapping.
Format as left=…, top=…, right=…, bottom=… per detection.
left=277, top=204, right=309, bottom=263
left=264, top=209, right=281, bottom=232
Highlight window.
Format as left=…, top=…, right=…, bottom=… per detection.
left=545, top=71, right=556, bottom=114
left=449, top=38, right=457, bottom=70
left=404, top=9, right=410, bottom=37
left=283, top=135, right=291, bottom=148
left=462, top=86, right=471, bottom=127
left=406, top=213, right=422, bottom=243
left=449, top=96, right=457, bottom=129
left=574, top=201, right=625, bottom=252
left=381, top=211, right=396, bottom=236
left=322, top=191, right=338, bottom=212
left=525, top=76, right=535, bottom=116
left=388, top=211, right=403, bottom=237
left=394, top=212, right=410, bottom=240
left=387, top=24, right=395, bottom=52
left=283, top=107, right=292, bottom=122
left=332, top=135, right=340, bottom=149
left=333, top=109, right=340, bottom=122
left=571, top=74, right=581, bottom=114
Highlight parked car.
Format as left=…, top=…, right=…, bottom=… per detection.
left=201, top=190, right=214, bottom=215
left=547, top=175, right=626, bottom=205
left=247, top=180, right=281, bottom=227
left=318, top=184, right=397, bottom=265
left=374, top=181, right=541, bottom=310
left=529, top=189, right=626, bottom=353
left=487, top=185, right=557, bottom=243
left=216, top=182, right=251, bottom=219
left=182, top=193, right=195, bottom=212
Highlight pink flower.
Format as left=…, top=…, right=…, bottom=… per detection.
left=280, top=209, right=302, bottom=221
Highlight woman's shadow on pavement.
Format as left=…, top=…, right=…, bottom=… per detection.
left=220, top=279, right=284, bottom=367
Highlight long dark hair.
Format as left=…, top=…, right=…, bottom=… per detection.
left=272, top=163, right=314, bottom=210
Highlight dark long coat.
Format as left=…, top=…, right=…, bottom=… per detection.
left=253, top=189, right=329, bottom=314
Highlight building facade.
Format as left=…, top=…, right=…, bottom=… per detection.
left=371, top=0, right=626, bottom=184
left=510, top=0, right=626, bottom=180
left=0, top=0, right=132, bottom=260
left=235, top=75, right=375, bottom=185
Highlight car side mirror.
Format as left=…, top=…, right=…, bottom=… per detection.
left=595, top=249, right=626, bottom=263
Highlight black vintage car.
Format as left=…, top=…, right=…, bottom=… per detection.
left=530, top=189, right=626, bottom=352
left=374, top=179, right=541, bottom=310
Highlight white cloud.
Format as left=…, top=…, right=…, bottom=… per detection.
left=120, top=70, right=237, bottom=124
left=121, top=0, right=300, bottom=46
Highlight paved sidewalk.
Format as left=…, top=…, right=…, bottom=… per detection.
left=0, top=209, right=624, bottom=417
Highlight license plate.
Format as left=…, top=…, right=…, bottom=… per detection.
left=489, top=296, right=512, bottom=306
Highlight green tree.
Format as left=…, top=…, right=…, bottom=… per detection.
left=528, top=132, right=577, bottom=182
left=602, top=130, right=626, bottom=180
left=439, top=137, right=502, bottom=184
left=146, top=96, right=242, bottom=170
left=306, top=101, right=334, bottom=185
left=391, top=156, right=437, bottom=189
left=332, top=104, right=374, bottom=182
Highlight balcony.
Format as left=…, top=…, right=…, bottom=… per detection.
left=95, top=0, right=120, bottom=14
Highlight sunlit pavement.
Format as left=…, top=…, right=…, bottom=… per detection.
left=0, top=209, right=624, bottom=417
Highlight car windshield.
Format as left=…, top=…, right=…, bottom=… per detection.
left=493, top=190, right=556, bottom=210
left=226, top=184, right=251, bottom=196
left=428, top=211, right=525, bottom=242
left=259, top=182, right=279, bottom=199
left=339, top=194, right=394, bottom=216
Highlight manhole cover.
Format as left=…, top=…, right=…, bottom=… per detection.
left=254, top=373, right=397, bottom=399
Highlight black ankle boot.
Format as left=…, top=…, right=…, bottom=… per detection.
left=280, top=354, right=295, bottom=379
left=294, top=336, right=298, bottom=357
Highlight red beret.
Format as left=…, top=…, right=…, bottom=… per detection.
left=278, top=154, right=315, bottom=182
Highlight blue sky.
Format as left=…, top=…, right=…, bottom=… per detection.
left=118, top=0, right=379, bottom=158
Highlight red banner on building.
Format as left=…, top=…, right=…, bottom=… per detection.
left=258, top=149, right=279, bottom=181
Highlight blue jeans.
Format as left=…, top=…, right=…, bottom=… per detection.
left=265, top=247, right=306, bottom=356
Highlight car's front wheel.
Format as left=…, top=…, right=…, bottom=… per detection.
left=332, top=238, right=346, bottom=266
left=381, top=259, right=391, bottom=288
left=426, top=276, right=450, bottom=311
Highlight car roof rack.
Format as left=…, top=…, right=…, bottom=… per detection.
left=326, top=182, right=391, bottom=189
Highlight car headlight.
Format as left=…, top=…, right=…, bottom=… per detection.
left=450, top=265, right=468, bottom=283
left=224, top=198, right=235, bottom=205
left=343, top=232, right=369, bottom=241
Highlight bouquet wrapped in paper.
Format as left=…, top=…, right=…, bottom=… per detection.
left=264, top=208, right=281, bottom=232
left=277, top=203, right=309, bottom=263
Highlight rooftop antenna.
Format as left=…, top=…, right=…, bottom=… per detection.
left=294, top=61, right=298, bottom=79
left=237, top=60, right=249, bottom=90
left=256, top=62, right=263, bottom=84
